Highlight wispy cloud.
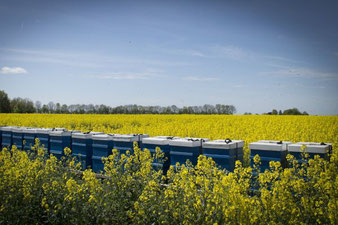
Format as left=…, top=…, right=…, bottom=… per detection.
left=89, top=73, right=152, bottom=80
left=261, top=67, right=338, bottom=80
left=292, top=84, right=326, bottom=89
left=182, top=76, right=219, bottom=81
left=213, top=45, right=252, bottom=60
left=0, top=48, right=191, bottom=68
left=159, top=45, right=254, bottom=60
left=334, top=52, right=338, bottom=57
left=161, top=48, right=206, bottom=57
left=0, top=66, right=27, bottom=74
left=263, top=55, right=307, bottom=65
left=263, top=83, right=327, bottom=89
left=0, top=48, right=100, bottom=68
left=178, top=45, right=249, bottom=60
left=188, top=50, right=205, bottom=57
left=209, top=45, right=307, bottom=66
left=232, top=84, right=248, bottom=88
left=88, top=69, right=165, bottom=80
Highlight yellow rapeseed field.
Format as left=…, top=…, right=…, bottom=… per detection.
left=1, top=114, right=336, bottom=142
left=0, top=114, right=337, bottom=161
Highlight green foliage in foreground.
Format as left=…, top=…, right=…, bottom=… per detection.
left=0, top=142, right=337, bottom=225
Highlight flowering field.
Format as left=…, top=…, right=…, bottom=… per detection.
left=0, top=114, right=337, bottom=164
left=0, top=114, right=337, bottom=224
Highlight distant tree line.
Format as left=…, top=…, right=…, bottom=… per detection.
left=244, top=108, right=309, bottom=115
left=265, top=108, right=309, bottom=115
left=0, top=90, right=236, bottom=114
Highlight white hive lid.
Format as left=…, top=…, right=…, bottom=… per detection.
left=72, top=132, right=92, bottom=138
left=49, top=128, right=72, bottom=136
left=72, top=131, right=105, bottom=139
left=288, top=142, right=331, bottom=154
left=249, top=140, right=292, bottom=151
left=90, top=131, right=105, bottom=135
left=155, top=136, right=178, bottom=139
left=0, top=126, right=18, bottom=132
left=258, top=140, right=293, bottom=144
left=54, top=128, right=68, bottom=131
left=111, top=134, right=140, bottom=142
left=12, top=127, right=30, bottom=133
left=202, top=139, right=245, bottom=149
left=92, top=134, right=114, bottom=141
left=142, top=136, right=180, bottom=145
left=24, top=127, right=40, bottom=134
left=169, top=137, right=209, bottom=147
left=70, top=130, right=81, bottom=133
left=139, top=134, right=149, bottom=139
left=36, top=128, right=54, bottom=134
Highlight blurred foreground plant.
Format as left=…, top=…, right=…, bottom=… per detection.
left=0, top=142, right=337, bottom=225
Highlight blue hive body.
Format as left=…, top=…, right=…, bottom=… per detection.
left=12, top=127, right=28, bottom=150
left=288, top=142, right=332, bottom=164
left=35, top=128, right=54, bottom=152
left=71, top=131, right=104, bottom=169
left=23, top=128, right=38, bottom=151
left=249, top=140, right=292, bottom=172
left=169, top=138, right=209, bottom=167
left=202, top=139, right=245, bottom=171
left=92, top=134, right=115, bottom=172
left=112, top=134, right=149, bottom=155
left=49, top=129, right=79, bottom=160
left=0, top=126, right=15, bottom=148
left=237, top=144, right=244, bottom=164
left=142, top=136, right=179, bottom=173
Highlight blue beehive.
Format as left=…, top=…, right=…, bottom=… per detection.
left=23, top=127, right=39, bottom=151
left=112, top=134, right=149, bottom=155
left=249, top=140, right=292, bottom=172
left=202, top=139, right=245, bottom=171
left=92, top=134, right=115, bottom=173
left=0, top=126, right=15, bottom=149
left=12, top=127, right=29, bottom=150
left=35, top=128, right=55, bottom=153
left=49, top=129, right=80, bottom=160
left=71, top=131, right=104, bottom=169
left=287, top=142, right=332, bottom=163
left=142, top=136, right=179, bottom=172
left=169, top=138, right=209, bottom=167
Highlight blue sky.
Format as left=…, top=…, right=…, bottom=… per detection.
left=0, top=0, right=337, bottom=115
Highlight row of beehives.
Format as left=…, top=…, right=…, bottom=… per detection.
left=0, top=126, right=332, bottom=173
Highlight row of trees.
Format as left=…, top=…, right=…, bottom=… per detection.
left=0, top=90, right=310, bottom=115
left=0, top=90, right=236, bottom=114
left=264, top=108, right=309, bottom=115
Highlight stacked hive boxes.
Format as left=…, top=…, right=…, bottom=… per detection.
left=169, top=138, right=209, bottom=167
left=36, top=128, right=55, bottom=152
left=288, top=142, right=332, bottom=162
left=0, top=126, right=16, bottom=148
left=142, top=136, right=179, bottom=172
left=92, top=134, right=115, bottom=172
left=202, top=139, right=244, bottom=171
left=71, top=132, right=104, bottom=169
left=12, top=127, right=29, bottom=150
left=49, top=129, right=80, bottom=160
left=249, top=140, right=292, bottom=171
left=23, top=127, right=38, bottom=151
left=112, top=134, right=149, bottom=155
